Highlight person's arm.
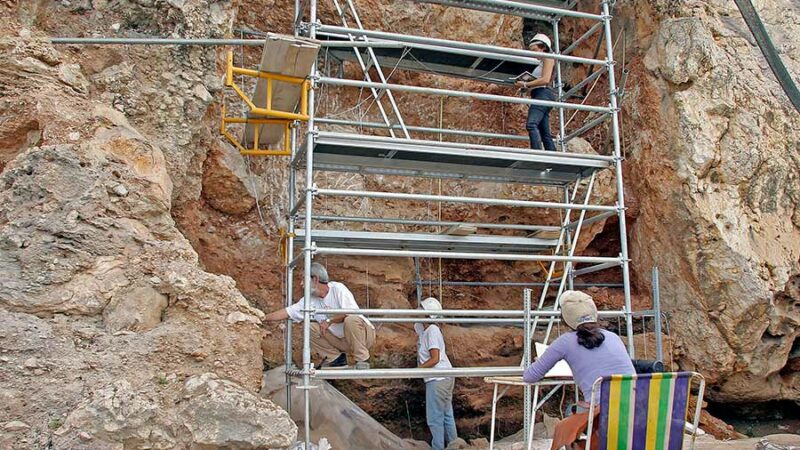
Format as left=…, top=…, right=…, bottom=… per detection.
left=419, top=326, right=445, bottom=368
left=526, top=59, right=555, bottom=88
left=264, top=308, right=290, bottom=322
left=522, top=336, right=566, bottom=384
left=318, top=314, right=346, bottom=335
left=266, top=299, right=304, bottom=324
left=419, top=348, right=440, bottom=368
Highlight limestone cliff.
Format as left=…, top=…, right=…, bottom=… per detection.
left=619, top=0, right=800, bottom=402
left=0, top=1, right=295, bottom=448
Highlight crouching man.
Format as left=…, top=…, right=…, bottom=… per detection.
left=264, top=262, right=375, bottom=369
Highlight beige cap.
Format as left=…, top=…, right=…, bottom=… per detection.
left=559, top=290, right=597, bottom=329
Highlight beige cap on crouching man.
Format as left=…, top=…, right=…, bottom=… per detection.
left=559, top=290, right=598, bottom=329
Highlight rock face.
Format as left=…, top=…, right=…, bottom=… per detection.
left=180, top=373, right=297, bottom=448
left=0, top=2, right=295, bottom=448
left=620, top=0, right=800, bottom=401
left=52, top=373, right=296, bottom=449
left=192, top=0, right=800, bottom=437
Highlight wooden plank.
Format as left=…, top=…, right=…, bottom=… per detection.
left=243, top=34, right=319, bottom=147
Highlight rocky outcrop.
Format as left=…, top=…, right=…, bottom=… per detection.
left=0, top=113, right=279, bottom=448
left=202, top=143, right=262, bottom=215
left=622, top=0, right=800, bottom=401
left=0, top=4, right=293, bottom=447
left=52, top=373, right=296, bottom=449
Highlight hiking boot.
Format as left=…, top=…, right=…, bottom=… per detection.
left=354, top=360, right=370, bottom=370
left=320, top=353, right=348, bottom=368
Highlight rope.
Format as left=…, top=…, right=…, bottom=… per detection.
left=619, top=26, right=627, bottom=159
left=642, top=315, right=648, bottom=359
left=365, top=261, right=370, bottom=309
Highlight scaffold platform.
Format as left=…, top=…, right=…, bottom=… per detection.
left=294, top=229, right=559, bottom=255
left=318, top=34, right=532, bottom=85
left=415, top=0, right=592, bottom=20
left=296, top=132, right=611, bottom=185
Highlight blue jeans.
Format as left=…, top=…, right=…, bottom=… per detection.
left=526, top=87, right=556, bottom=151
left=426, top=378, right=457, bottom=450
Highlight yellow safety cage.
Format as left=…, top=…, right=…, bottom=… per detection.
left=220, top=51, right=311, bottom=156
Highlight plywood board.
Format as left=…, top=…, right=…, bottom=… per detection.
left=243, top=33, right=319, bottom=147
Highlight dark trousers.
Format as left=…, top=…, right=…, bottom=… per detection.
left=526, top=87, right=556, bottom=151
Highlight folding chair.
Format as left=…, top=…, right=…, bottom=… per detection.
left=586, top=372, right=705, bottom=450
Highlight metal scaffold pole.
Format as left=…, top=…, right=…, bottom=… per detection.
left=285, top=124, right=298, bottom=415
left=302, top=1, right=318, bottom=447
left=601, top=0, right=635, bottom=357
left=552, top=18, right=566, bottom=154
left=522, top=289, right=532, bottom=442
left=652, top=267, right=664, bottom=362
left=287, top=3, right=301, bottom=419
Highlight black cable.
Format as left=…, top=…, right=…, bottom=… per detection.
left=733, top=0, right=800, bottom=113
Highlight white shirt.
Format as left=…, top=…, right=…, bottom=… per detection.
left=415, top=323, right=452, bottom=383
left=531, top=62, right=554, bottom=87
left=532, top=63, right=543, bottom=79
left=285, top=281, right=374, bottom=339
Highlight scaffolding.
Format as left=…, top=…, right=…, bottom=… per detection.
left=52, top=0, right=651, bottom=446
left=285, top=0, right=644, bottom=447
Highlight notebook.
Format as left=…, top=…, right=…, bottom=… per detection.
left=510, top=71, right=535, bottom=82
left=535, top=342, right=573, bottom=378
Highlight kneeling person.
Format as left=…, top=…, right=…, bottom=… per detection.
left=265, top=262, right=375, bottom=369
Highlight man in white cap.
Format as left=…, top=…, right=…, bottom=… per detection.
left=415, top=297, right=458, bottom=450
left=264, top=262, right=375, bottom=369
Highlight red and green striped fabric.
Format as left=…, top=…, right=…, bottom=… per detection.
left=597, top=372, right=692, bottom=450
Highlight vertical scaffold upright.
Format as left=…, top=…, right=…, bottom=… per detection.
left=285, top=0, right=635, bottom=447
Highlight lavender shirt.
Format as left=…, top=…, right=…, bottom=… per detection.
left=523, top=329, right=635, bottom=401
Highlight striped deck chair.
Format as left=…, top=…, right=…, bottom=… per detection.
left=585, top=372, right=705, bottom=450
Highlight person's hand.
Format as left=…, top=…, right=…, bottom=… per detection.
left=319, top=319, right=330, bottom=336
left=515, top=80, right=528, bottom=89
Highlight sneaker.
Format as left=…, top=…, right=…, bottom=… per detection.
left=354, top=361, right=370, bottom=370
left=320, top=353, right=348, bottom=368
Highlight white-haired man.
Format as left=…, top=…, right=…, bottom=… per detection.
left=264, top=262, right=375, bottom=369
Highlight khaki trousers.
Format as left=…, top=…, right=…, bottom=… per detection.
left=310, top=315, right=375, bottom=363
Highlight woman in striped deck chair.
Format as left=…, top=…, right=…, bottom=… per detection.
left=523, top=290, right=635, bottom=416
